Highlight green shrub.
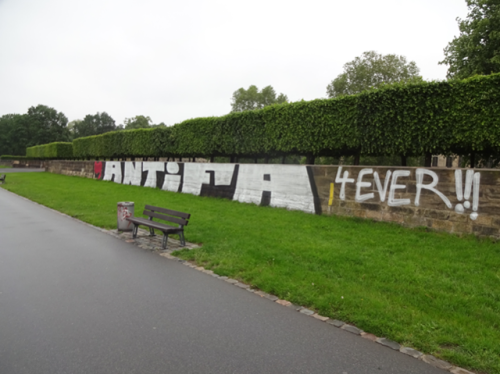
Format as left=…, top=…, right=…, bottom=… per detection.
left=26, top=142, right=73, bottom=159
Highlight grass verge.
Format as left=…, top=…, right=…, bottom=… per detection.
left=2, top=172, right=500, bottom=373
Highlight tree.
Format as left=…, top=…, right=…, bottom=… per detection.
left=326, top=51, right=422, bottom=98
left=231, top=85, right=288, bottom=112
left=124, top=115, right=152, bottom=129
left=440, top=0, right=500, bottom=79
left=0, top=114, right=30, bottom=155
left=25, top=105, right=70, bottom=145
left=73, top=112, right=117, bottom=139
left=0, top=105, right=70, bottom=156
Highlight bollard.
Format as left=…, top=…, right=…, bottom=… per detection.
left=117, top=202, right=134, bottom=231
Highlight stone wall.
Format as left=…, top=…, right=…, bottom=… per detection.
left=46, top=160, right=500, bottom=239
left=310, top=166, right=497, bottom=238
left=46, top=160, right=95, bottom=178
left=0, top=159, right=45, bottom=168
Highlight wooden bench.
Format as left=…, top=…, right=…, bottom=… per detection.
left=126, top=205, right=190, bottom=250
left=0, top=174, right=5, bottom=184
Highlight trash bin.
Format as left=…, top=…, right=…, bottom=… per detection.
left=117, top=202, right=134, bottom=231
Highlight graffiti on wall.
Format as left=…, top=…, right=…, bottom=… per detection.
left=95, top=161, right=318, bottom=214
left=95, top=162, right=481, bottom=219
left=335, top=167, right=480, bottom=220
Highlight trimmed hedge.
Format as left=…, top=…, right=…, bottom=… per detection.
left=26, top=142, right=73, bottom=159
left=56, top=74, right=500, bottom=160
left=73, top=127, right=174, bottom=159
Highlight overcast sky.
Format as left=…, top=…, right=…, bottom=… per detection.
left=0, top=0, right=468, bottom=126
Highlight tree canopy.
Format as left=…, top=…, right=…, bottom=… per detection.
left=231, top=85, right=288, bottom=112
left=124, top=115, right=152, bottom=129
left=0, top=114, right=28, bottom=156
left=440, top=0, right=500, bottom=79
left=326, top=51, right=422, bottom=98
left=0, top=105, right=69, bottom=156
left=73, top=112, right=117, bottom=139
left=26, top=104, right=70, bottom=145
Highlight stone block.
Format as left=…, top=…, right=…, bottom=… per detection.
left=448, top=211, right=470, bottom=223
left=299, top=308, right=315, bottom=316
left=382, top=212, right=403, bottom=224
left=452, top=222, right=472, bottom=234
left=276, top=299, right=292, bottom=307
left=365, top=209, right=382, bottom=220
left=399, top=347, right=423, bottom=358
left=326, top=319, right=345, bottom=327
left=341, top=324, right=362, bottom=335
left=375, top=338, right=400, bottom=350
left=431, top=219, right=454, bottom=232
left=472, top=225, right=498, bottom=237
left=353, top=210, right=367, bottom=219
left=235, top=282, right=249, bottom=289
left=420, top=355, right=452, bottom=370
left=449, top=367, right=475, bottom=374
left=361, top=332, right=377, bottom=341
left=426, top=209, right=451, bottom=221
left=312, top=314, right=329, bottom=322
left=472, top=214, right=492, bottom=227
left=359, top=202, right=381, bottom=211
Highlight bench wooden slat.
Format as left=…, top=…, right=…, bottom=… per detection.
left=127, top=217, right=182, bottom=233
left=145, top=204, right=190, bottom=220
left=143, top=210, right=188, bottom=226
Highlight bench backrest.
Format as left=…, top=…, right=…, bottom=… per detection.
left=0, top=174, right=5, bottom=181
left=143, top=204, right=190, bottom=227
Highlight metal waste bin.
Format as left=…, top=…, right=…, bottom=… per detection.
left=117, top=202, right=134, bottom=231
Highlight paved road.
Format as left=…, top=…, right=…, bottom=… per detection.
left=0, top=188, right=447, bottom=374
left=0, top=168, right=45, bottom=173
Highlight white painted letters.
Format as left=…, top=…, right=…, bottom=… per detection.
left=123, top=162, right=142, bottom=186
left=233, top=164, right=316, bottom=213
left=355, top=168, right=374, bottom=203
left=415, top=169, right=452, bottom=209
left=183, top=163, right=236, bottom=196
left=373, top=170, right=392, bottom=202
left=388, top=170, right=411, bottom=207
left=162, top=162, right=181, bottom=192
left=142, top=162, right=165, bottom=188
left=102, top=161, right=122, bottom=184
left=335, top=167, right=355, bottom=201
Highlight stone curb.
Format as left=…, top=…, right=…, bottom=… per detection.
left=1, top=188, right=478, bottom=374
left=376, top=338, right=400, bottom=351
left=163, top=254, right=475, bottom=374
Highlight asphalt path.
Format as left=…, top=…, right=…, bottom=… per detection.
left=0, top=168, right=45, bottom=173
left=0, top=187, right=447, bottom=374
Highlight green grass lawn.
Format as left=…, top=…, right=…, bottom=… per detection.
left=0, top=165, right=11, bottom=168
left=2, top=172, right=500, bottom=373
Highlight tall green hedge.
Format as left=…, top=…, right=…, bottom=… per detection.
left=26, top=142, right=73, bottom=159
left=55, top=73, right=500, bottom=160
left=73, top=127, right=173, bottom=159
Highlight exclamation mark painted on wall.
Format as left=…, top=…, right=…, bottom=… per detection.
left=454, top=169, right=480, bottom=220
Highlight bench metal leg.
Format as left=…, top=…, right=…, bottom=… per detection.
left=179, top=231, right=186, bottom=247
left=162, top=234, right=168, bottom=250
left=149, top=227, right=156, bottom=237
left=132, top=224, right=138, bottom=239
